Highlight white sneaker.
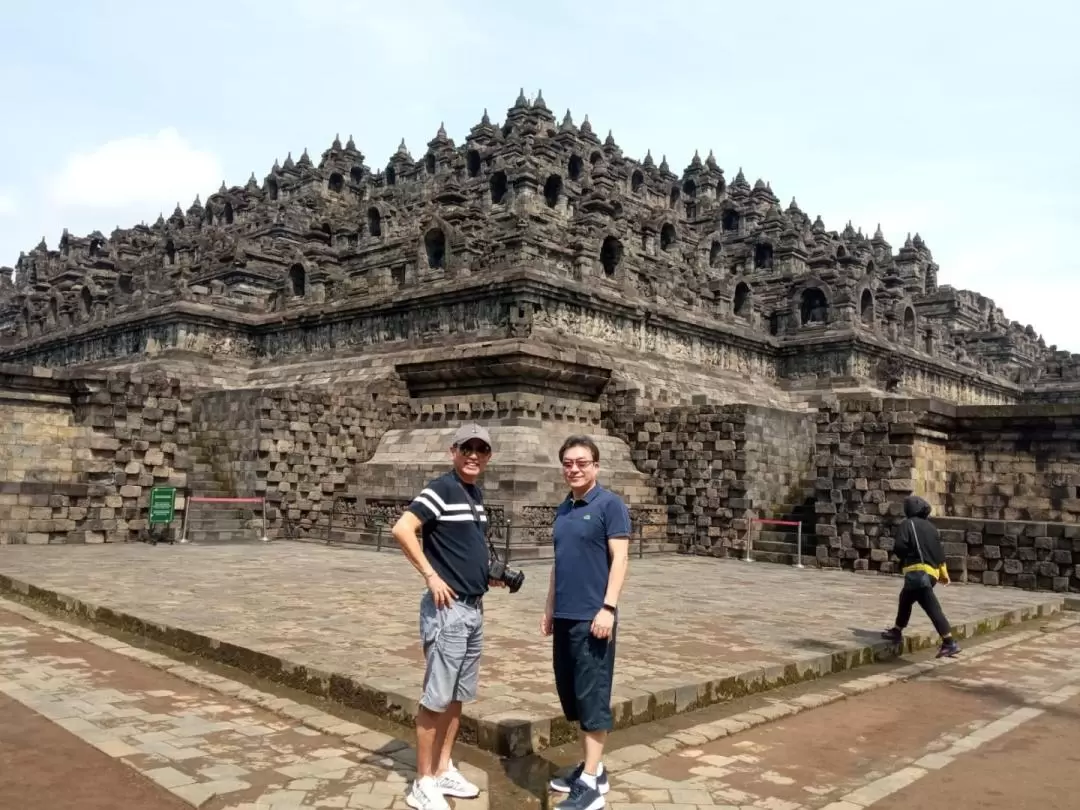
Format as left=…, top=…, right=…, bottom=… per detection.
left=435, top=761, right=481, bottom=798
left=405, top=776, right=451, bottom=810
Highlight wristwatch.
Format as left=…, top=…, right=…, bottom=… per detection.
left=602, top=603, right=617, bottom=613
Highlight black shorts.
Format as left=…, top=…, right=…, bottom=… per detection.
left=552, top=617, right=617, bottom=732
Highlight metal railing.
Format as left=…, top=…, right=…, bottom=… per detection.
left=321, top=495, right=670, bottom=562
left=743, top=516, right=805, bottom=569
left=179, top=495, right=269, bottom=544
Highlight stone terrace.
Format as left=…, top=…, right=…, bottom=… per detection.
left=0, top=544, right=1062, bottom=758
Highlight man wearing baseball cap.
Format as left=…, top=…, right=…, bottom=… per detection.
left=392, top=423, right=500, bottom=810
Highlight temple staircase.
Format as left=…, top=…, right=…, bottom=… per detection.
left=745, top=479, right=819, bottom=567
left=181, top=433, right=266, bottom=545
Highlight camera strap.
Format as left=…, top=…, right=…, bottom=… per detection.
left=453, top=477, right=500, bottom=559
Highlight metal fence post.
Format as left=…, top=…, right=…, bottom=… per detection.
left=375, top=519, right=385, bottom=552
left=179, top=489, right=191, bottom=545
left=504, top=518, right=512, bottom=565
left=743, top=518, right=754, bottom=562
left=637, top=522, right=644, bottom=559
left=326, top=497, right=336, bottom=545
left=795, top=523, right=804, bottom=569
left=261, top=497, right=269, bottom=543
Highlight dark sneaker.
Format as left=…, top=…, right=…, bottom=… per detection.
left=556, top=778, right=605, bottom=810
left=550, top=762, right=609, bottom=795
left=936, top=639, right=961, bottom=658
left=881, top=627, right=903, bottom=644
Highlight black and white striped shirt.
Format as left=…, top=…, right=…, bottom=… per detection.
left=406, top=471, right=490, bottom=597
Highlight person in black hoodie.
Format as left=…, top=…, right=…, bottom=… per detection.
left=881, top=495, right=961, bottom=658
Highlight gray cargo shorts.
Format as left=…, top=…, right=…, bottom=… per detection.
left=418, top=589, right=484, bottom=712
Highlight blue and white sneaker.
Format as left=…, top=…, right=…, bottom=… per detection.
left=549, top=762, right=609, bottom=795
left=556, top=778, right=605, bottom=810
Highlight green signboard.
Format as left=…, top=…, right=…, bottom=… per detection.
left=149, top=486, right=177, bottom=525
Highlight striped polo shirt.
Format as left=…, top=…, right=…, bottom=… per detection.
left=406, top=470, right=491, bottom=597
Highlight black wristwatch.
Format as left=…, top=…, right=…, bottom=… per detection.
left=602, top=603, right=617, bottom=613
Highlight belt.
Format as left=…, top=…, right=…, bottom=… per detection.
left=457, top=594, right=483, bottom=607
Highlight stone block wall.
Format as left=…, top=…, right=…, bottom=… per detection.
left=190, top=390, right=260, bottom=496
left=812, top=397, right=919, bottom=569
left=742, top=406, right=816, bottom=520
left=0, top=376, right=80, bottom=486
left=813, top=397, right=1080, bottom=591
left=945, top=407, right=1080, bottom=523
left=0, top=366, right=192, bottom=544
left=912, top=426, right=949, bottom=514
left=933, top=517, right=1080, bottom=592
left=604, top=391, right=817, bottom=553
left=69, top=372, right=193, bottom=543
left=252, top=379, right=409, bottom=538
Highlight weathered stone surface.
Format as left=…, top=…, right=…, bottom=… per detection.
left=0, top=92, right=1075, bottom=407
left=0, top=544, right=1061, bottom=757
left=0, top=367, right=190, bottom=545
left=0, top=93, right=1077, bottom=592
left=812, top=397, right=1080, bottom=592
left=604, top=397, right=816, bottom=555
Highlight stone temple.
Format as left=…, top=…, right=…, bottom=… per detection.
left=1, top=91, right=1078, bottom=591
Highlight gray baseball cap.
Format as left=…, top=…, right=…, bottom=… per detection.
left=452, top=423, right=492, bottom=450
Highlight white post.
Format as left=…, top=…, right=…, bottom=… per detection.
left=179, top=491, right=191, bottom=544
left=795, top=523, right=804, bottom=569
left=260, top=497, right=270, bottom=543
left=743, top=519, right=754, bottom=562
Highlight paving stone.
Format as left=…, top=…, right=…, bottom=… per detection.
left=0, top=543, right=1059, bottom=756
left=600, top=620, right=1080, bottom=810
left=0, top=605, right=489, bottom=810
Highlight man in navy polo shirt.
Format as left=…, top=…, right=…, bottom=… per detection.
left=542, top=435, right=631, bottom=810
left=392, top=423, right=502, bottom=810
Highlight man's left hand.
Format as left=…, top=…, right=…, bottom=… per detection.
left=590, top=608, right=614, bottom=639
left=489, top=578, right=506, bottom=588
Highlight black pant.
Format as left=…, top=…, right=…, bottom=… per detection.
left=895, top=580, right=952, bottom=638
left=552, top=618, right=617, bottom=732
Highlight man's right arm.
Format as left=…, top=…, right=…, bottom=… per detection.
left=391, top=510, right=437, bottom=582
left=392, top=493, right=458, bottom=607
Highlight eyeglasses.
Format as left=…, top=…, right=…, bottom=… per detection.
left=561, top=459, right=594, bottom=470
left=457, top=443, right=491, bottom=457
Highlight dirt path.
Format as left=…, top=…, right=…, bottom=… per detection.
left=0, top=692, right=193, bottom=810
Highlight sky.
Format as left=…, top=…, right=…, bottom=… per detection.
left=1, top=0, right=1077, bottom=351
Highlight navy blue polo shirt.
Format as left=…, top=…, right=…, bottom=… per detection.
left=552, top=485, right=632, bottom=621
left=406, top=471, right=491, bottom=597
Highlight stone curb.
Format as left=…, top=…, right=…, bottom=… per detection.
left=0, top=596, right=490, bottom=810
left=599, top=613, right=1080, bottom=775
left=0, top=571, right=1066, bottom=758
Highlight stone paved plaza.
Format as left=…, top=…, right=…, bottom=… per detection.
left=0, top=601, right=491, bottom=810
left=0, top=544, right=1063, bottom=757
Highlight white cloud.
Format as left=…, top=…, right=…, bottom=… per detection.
left=48, top=129, right=222, bottom=210
left=0, top=189, right=15, bottom=216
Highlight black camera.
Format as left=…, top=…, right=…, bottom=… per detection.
left=489, top=555, right=525, bottom=593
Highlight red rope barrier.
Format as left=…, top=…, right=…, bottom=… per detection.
left=188, top=497, right=265, bottom=504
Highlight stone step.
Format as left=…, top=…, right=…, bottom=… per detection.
left=754, top=529, right=812, bottom=543
left=184, top=519, right=258, bottom=530
left=745, top=549, right=807, bottom=566
left=183, top=530, right=266, bottom=544
left=185, top=484, right=238, bottom=492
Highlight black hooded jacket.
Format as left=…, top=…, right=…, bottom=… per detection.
left=893, top=495, right=950, bottom=580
